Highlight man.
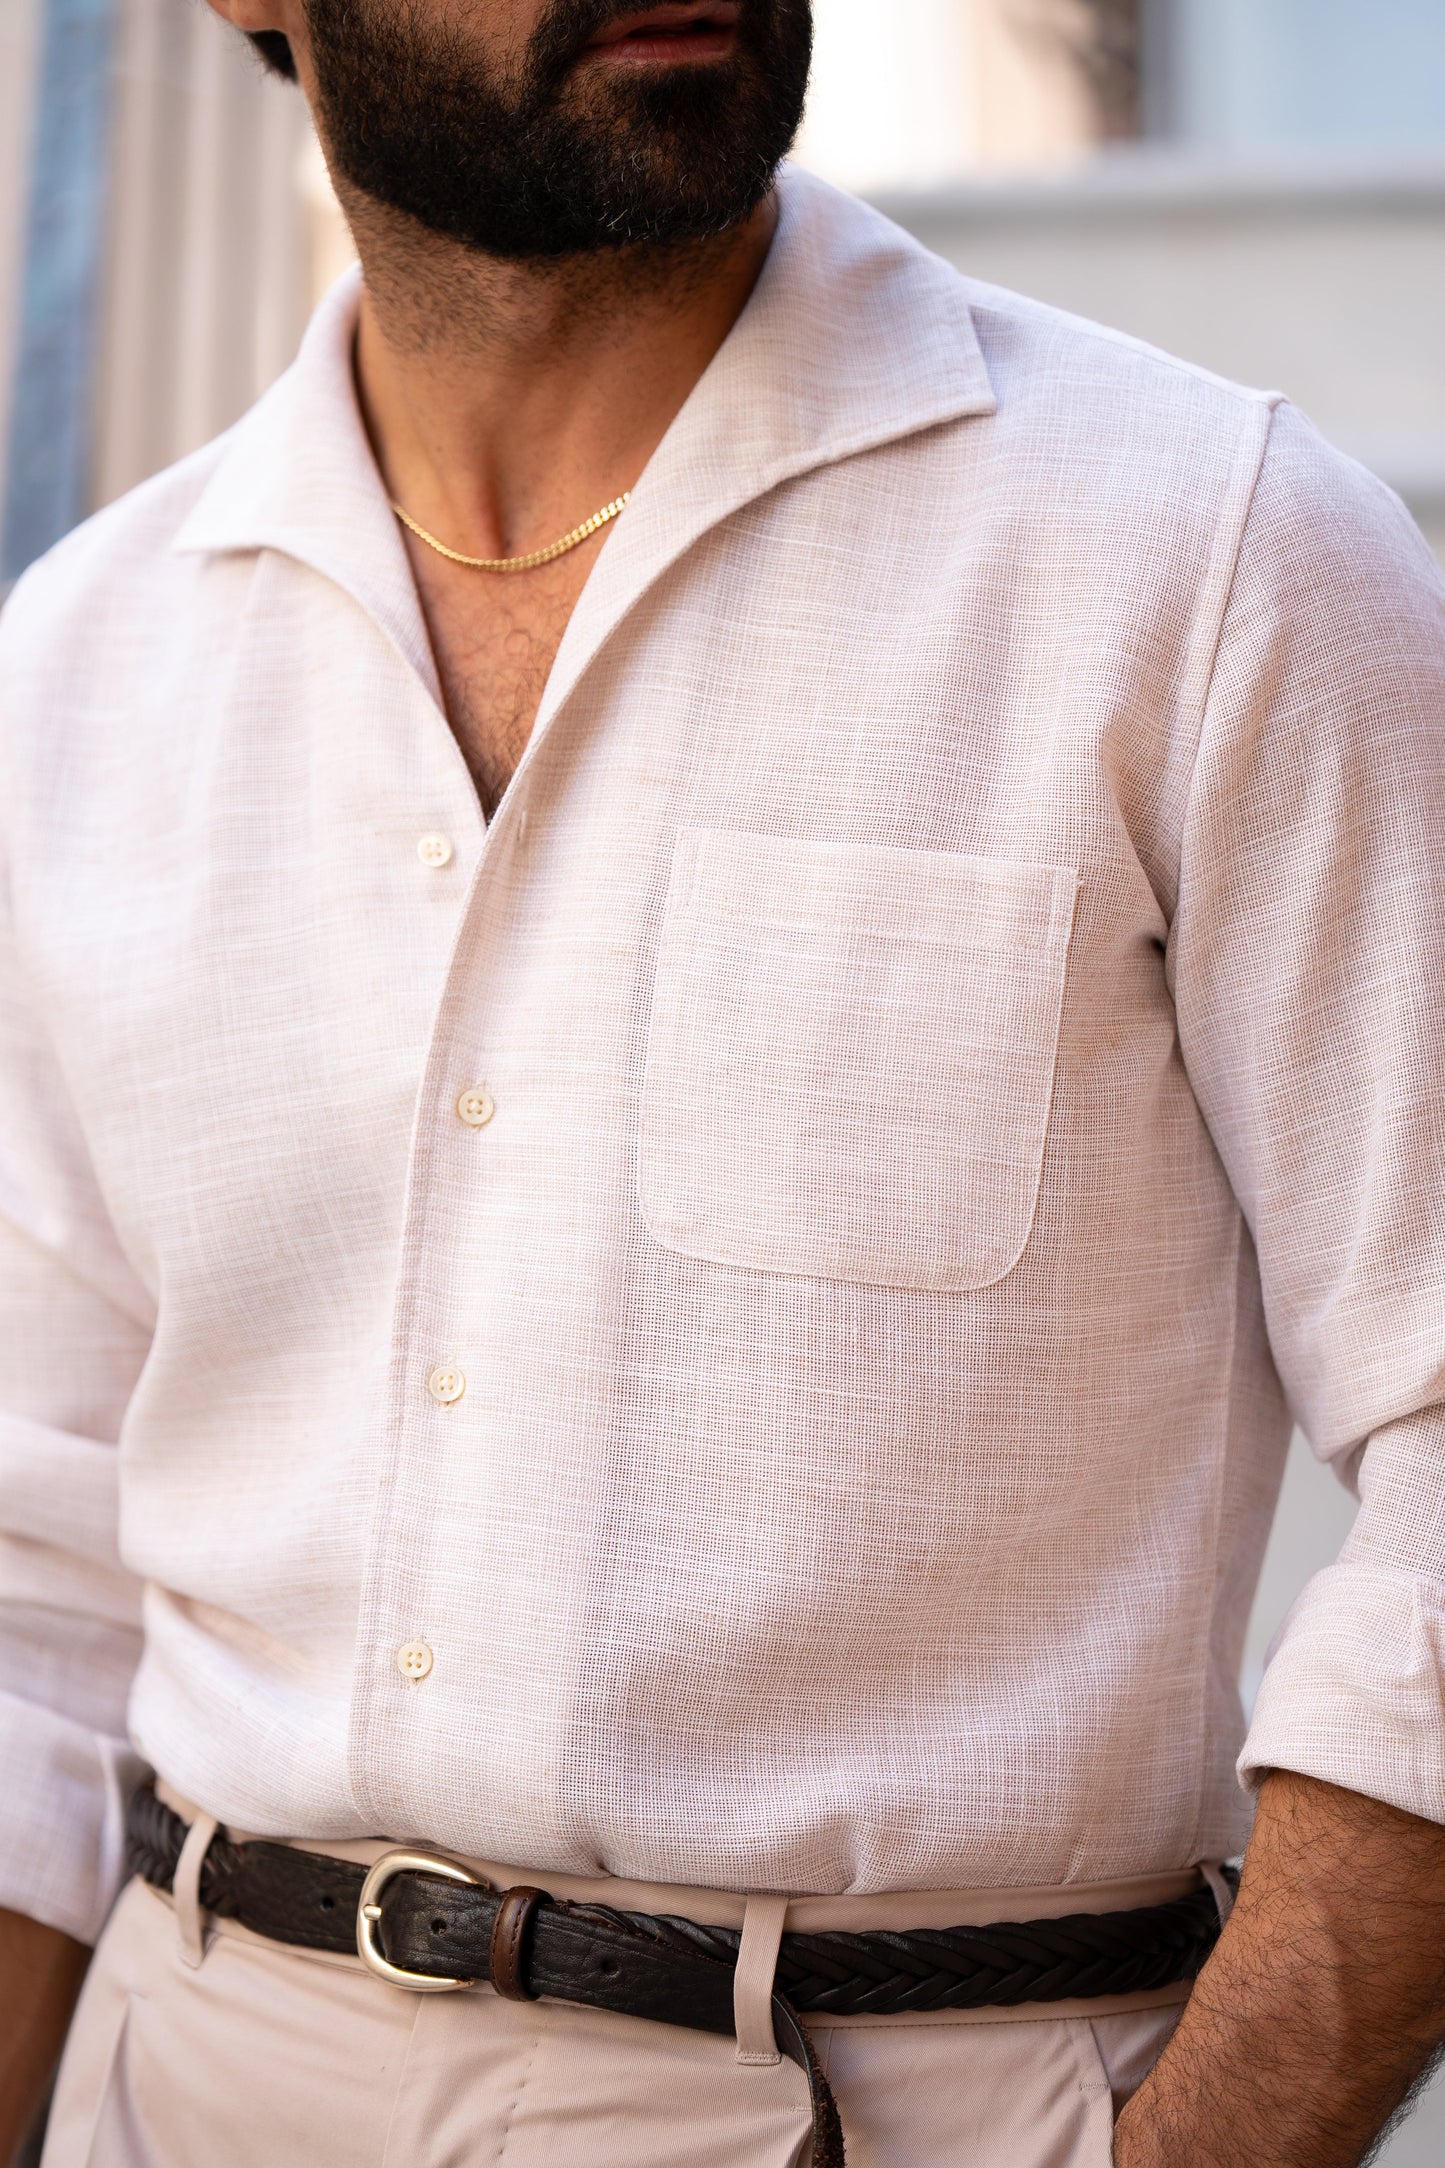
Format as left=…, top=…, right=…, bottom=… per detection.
left=3, top=0, right=1445, bottom=2161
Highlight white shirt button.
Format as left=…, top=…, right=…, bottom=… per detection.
left=396, top=1640, right=434, bottom=1681
left=456, top=1087, right=496, bottom=1129
left=427, top=1364, right=466, bottom=1405
left=417, top=832, right=454, bottom=869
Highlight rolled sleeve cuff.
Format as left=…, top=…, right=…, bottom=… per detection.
left=0, top=1691, right=147, bottom=1942
left=1239, top=1560, right=1445, bottom=1827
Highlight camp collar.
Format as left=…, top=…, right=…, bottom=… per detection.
left=173, top=166, right=997, bottom=730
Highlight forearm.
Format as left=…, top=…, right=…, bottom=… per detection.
left=0, top=1909, right=89, bottom=2165
left=1115, top=1771, right=1445, bottom=2167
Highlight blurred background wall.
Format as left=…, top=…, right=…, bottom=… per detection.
left=1, top=4, right=1444, bottom=2153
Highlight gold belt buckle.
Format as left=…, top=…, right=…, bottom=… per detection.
left=356, top=1846, right=487, bottom=1992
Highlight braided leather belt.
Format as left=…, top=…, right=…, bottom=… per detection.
left=128, top=1784, right=1229, bottom=2168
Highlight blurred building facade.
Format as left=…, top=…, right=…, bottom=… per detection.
left=803, top=0, right=1445, bottom=184
left=1149, top=0, right=1445, bottom=156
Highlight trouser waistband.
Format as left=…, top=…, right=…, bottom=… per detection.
left=132, top=1784, right=1235, bottom=2168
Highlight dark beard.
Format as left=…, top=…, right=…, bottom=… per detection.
left=301, top=0, right=812, bottom=260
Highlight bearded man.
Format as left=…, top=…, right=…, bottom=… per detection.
left=4, top=2, right=1445, bottom=2163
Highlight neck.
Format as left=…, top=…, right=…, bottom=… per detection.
left=345, top=185, right=779, bottom=561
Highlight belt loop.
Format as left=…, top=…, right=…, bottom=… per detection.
left=1200, top=1861, right=1235, bottom=1929
left=172, top=1810, right=219, bottom=1969
left=489, top=1886, right=545, bottom=2000
left=734, top=1894, right=789, bottom=2065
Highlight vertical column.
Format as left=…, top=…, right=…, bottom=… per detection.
left=969, top=0, right=1140, bottom=170
left=800, top=0, right=975, bottom=192
left=94, top=0, right=311, bottom=508
left=0, top=0, right=44, bottom=512
left=1, top=0, right=120, bottom=585
left=1, top=0, right=313, bottom=585
left=799, top=0, right=1144, bottom=192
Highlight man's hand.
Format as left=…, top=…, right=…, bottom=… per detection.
left=0, top=1909, right=89, bottom=2165
left=1114, top=1771, right=1445, bottom=2167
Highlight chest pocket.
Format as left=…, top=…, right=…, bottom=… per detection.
left=639, top=830, right=1079, bottom=1291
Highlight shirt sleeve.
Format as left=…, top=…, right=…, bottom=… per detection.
left=0, top=781, right=152, bottom=1941
left=1168, top=399, right=1445, bottom=1823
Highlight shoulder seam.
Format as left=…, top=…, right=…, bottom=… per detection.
left=1169, top=397, right=1283, bottom=919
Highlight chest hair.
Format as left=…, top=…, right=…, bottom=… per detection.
left=419, top=553, right=598, bottom=818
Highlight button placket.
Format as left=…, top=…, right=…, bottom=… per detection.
left=314, top=657, right=489, bottom=1821
left=350, top=752, right=526, bottom=1830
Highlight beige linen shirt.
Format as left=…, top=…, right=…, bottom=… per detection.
left=5, top=171, right=1445, bottom=1946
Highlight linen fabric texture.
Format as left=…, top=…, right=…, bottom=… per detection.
left=3, top=170, right=1445, bottom=1945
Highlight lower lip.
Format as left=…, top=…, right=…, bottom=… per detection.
left=582, top=26, right=738, bottom=64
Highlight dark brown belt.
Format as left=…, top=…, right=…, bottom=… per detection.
left=128, top=1783, right=1231, bottom=2167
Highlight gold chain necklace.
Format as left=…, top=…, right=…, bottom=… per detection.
left=390, top=492, right=630, bottom=574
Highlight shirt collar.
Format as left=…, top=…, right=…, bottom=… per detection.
left=173, top=167, right=997, bottom=723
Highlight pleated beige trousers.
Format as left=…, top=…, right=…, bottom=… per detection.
left=44, top=1835, right=1194, bottom=2168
